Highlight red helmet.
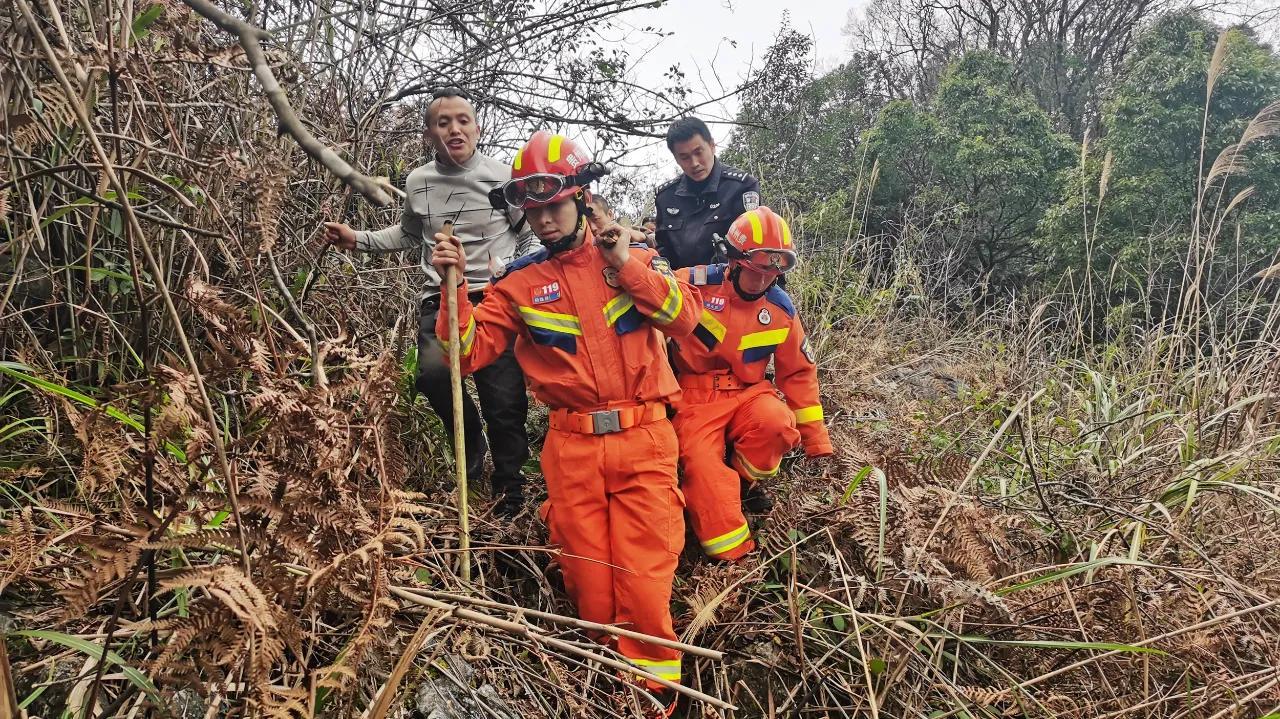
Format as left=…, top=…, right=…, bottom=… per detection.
left=500, top=131, right=600, bottom=209
left=723, top=206, right=798, bottom=273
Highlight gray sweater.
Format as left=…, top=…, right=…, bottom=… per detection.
left=355, top=151, right=533, bottom=300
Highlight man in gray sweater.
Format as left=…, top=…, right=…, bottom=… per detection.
left=322, top=88, right=532, bottom=516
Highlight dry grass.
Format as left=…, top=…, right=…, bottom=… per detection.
left=2, top=1, right=1279, bottom=717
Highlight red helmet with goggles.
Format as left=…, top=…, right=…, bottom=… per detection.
left=491, top=131, right=608, bottom=210
left=720, top=206, right=798, bottom=274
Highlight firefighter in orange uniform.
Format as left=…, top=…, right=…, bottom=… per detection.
left=430, top=131, right=701, bottom=714
left=671, top=206, right=833, bottom=562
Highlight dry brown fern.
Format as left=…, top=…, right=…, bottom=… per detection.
left=7, top=275, right=428, bottom=710
left=252, top=152, right=292, bottom=254
left=0, top=507, right=39, bottom=593
left=68, top=405, right=142, bottom=498
left=955, top=684, right=1012, bottom=710
left=6, top=84, right=78, bottom=149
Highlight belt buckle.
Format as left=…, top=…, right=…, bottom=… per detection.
left=590, top=409, right=622, bottom=434
left=713, top=375, right=730, bottom=390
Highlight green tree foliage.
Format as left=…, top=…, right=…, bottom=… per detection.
left=866, top=52, right=1075, bottom=290
left=723, top=24, right=886, bottom=243
left=845, top=0, right=1186, bottom=138
left=1037, top=13, right=1280, bottom=300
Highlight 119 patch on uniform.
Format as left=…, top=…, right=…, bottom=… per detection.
left=704, top=296, right=725, bottom=312
left=532, top=281, right=561, bottom=304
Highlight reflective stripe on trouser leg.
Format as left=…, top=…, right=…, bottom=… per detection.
left=539, top=429, right=615, bottom=629
left=674, top=392, right=757, bottom=562
left=626, top=657, right=682, bottom=683
left=603, top=421, right=683, bottom=689
left=731, top=450, right=779, bottom=482
left=701, top=521, right=751, bottom=558
left=728, top=387, right=800, bottom=484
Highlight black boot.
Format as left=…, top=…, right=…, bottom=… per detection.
left=742, top=480, right=773, bottom=514
left=642, top=688, right=678, bottom=718
left=491, top=474, right=525, bottom=519
left=464, top=433, right=488, bottom=486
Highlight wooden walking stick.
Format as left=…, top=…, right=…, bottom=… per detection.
left=440, top=219, right=471, bottom=583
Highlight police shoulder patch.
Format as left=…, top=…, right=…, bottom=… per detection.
left=492, top=246, right=549, bottom=283
left=764, top=285, right=796, bottom=317
left=723, top=169, right=747, bottom=181
left=742, top=191, right=761, bottom=211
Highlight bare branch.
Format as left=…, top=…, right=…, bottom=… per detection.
left=180, top=0, right=400, bottom=207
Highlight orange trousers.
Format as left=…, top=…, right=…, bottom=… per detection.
left=539, top=418, right=684, bottom=689
left=674, top=383, right=800, bottom=561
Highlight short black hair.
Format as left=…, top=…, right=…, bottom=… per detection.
left=665, top=116, right=714, bottom=152
left=426, top=87, right=475, bottom=124
left=641, top=215, right=657, bottom=224
left=587, top=192, right=613, bottom=216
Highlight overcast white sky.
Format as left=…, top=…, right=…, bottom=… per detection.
left=605, top=0, right=864, bottom=178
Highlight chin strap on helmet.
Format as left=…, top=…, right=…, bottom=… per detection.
left=543, top=191, right=590, bottom=256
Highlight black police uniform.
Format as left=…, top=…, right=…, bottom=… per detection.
left=654, top=160, right=760, bottom=269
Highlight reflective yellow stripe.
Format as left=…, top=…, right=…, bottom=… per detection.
left=548, top=134, right=564, bottom=162
left=628, top=658, right=682, bottom=682
left=513, top=147, right=523, bottom=171
left=518, top=306, right=583, bottom=335
left=734, top=451, right=778, bottom=481
left=440, top=316, right=476, bottom=356
left=698, top=311, right=727, bottom=342
left=781, top=218, right=792, bottom=246
left=649, top=273, right=683, bottom=325
left=794, top=405, right=823, bottom=424
left=603, top=293, right=635, bottom=326
left=701, top=522, right=751, bottom=557
left=748, top=209, right=763, bottom=245
left=460, top=316, right=475, bottom=355
left=738, top=327, right=790, bottom=350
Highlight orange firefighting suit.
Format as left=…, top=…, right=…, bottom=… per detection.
left=670, top=263, right=833, bottom=561
left=438, top=233, right=701, bottom=688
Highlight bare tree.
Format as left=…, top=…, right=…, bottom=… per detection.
left=844, top=0, right=1200, bottom=135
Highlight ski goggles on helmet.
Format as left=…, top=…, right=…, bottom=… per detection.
left=714, top=233, right=798, bottom=273
left=489, top=163, right=611, bottom=210
left=501, top=173, right=571, bottom=208
left=740, top=247, right=798, bottom=273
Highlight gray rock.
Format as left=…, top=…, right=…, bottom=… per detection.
left=412, top=656, right=520, bottom=719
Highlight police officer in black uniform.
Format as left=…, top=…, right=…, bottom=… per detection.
left=654, top=116, right=761, bottom=269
